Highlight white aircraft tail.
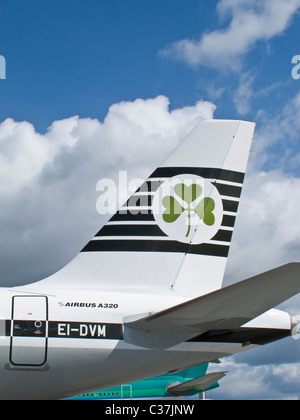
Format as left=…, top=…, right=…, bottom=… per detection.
left=31, top=120, right=255, bottom=297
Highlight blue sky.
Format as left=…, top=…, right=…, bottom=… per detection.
left=1, top=0, right=300, bottom=400
left=1, top=0, right=298, bottom=132
left=0, top=0, right=215, bottom=130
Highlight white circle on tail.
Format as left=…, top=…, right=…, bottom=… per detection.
left=152, top=174, right=223, bottom=244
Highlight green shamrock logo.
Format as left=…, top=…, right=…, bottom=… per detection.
left=162, top=183, right=215, bottom=237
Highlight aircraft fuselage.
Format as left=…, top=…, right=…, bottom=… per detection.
left=0, top=287, right=292, bottom=399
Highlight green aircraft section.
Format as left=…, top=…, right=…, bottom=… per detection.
left=68, top=363, right=222, bottom=400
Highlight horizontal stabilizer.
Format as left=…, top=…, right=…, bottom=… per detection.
left=167, top=371, right=227, bottom=396
left=124, top=263, right=300, bottom=348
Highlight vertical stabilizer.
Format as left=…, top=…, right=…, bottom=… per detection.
left=30, top=120, right=255, bottom=297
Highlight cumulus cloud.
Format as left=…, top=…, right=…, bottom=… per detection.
left=160, top=0, right=300, bottom=71
left=209, top=358, right=300, bottom=400
left=0, top=95, right=215, bottom=287
left=224, top=90, right=300, bottom=287
left=225, top=170, right=300, bottom=285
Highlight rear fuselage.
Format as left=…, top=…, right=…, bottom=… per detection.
left=0, top=287, right=292, bottom=399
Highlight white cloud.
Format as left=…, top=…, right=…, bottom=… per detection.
left=225, top=170, right=300, bottom=286
left=161, top=0, right=300, bottom=71
left=233, top=72, right=256, bottom=116
left=0, top=95, right=215, bottom=287
left=209, top=358, right=300, bottom=399
left=224, top=90, right=300, bottom=287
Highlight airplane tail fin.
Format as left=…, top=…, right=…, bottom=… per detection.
left=32, top=120, right=255, bottom=297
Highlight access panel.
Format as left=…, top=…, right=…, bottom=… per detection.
left=10, top=296, right=48, bottom=366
